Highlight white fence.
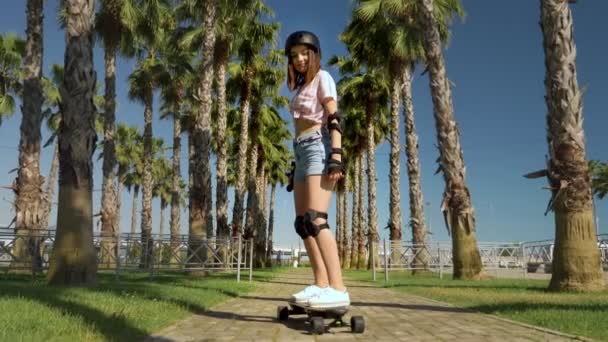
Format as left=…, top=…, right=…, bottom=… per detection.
left=0, top=228, right=253, bottom=281
left=374, top=234, right=608, bottom=281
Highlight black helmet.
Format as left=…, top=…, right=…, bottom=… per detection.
left=284, top=31, right=321, bottom=57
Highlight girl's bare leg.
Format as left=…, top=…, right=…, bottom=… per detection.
left=294, top=180, right=328, bottom=286
left=305, top=174, right=344, bottom=291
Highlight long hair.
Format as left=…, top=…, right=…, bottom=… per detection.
left=287, top=48, right=321, bottom=91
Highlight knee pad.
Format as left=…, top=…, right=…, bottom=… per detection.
left=294, top=216, right=309, bottom=239
left=303, top=210, right=330, bottom=237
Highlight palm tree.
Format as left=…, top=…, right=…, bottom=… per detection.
left=124, top=0, right=173, bottom=267
left=10, top=0, right=44, bottom=272
left=229, top=4, right=278, bottom=239
left=240, top=51, right=285, bottom=267
left=418, top=0, right=482, bottom=280
left=39, top=64, right=64, bottom=233
left=175, top=0, right=263, bottom=242
left=333, top=60, right=390, bottom=270
left=95, top=0, right=135, bottom=249
left=114, top=123, right=141, bottom=236
left=340, top=173, right=351, bottom=268
left=176, top=0, right=219, bottom=259
left=47, top=0, right=98, bottom=285
left=152, top=156, right=172, bottom=237
left=158, top=27, right=195, bottom=265
left=124, top=162, right=142, bottom=236
left=536, top=0, right=603, bottom=291
left=341, top=104, right=368, bottom=269
left=264, top=141, right=291, bottom=266
left=0, top=34, right=25, bottom=124
left=589, top=161, right=608, bottom=199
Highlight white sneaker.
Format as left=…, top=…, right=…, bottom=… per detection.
left=308, top=287, right=350, bottom=309
left=290, top=285, right=326, bottom=304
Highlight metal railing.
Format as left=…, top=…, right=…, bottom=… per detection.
left=375, top=234, right=608, bottom=281
left=0, top=227, right=253, bottom=281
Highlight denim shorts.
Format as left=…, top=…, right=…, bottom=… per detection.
left=293, top=129, right=331, bottom=182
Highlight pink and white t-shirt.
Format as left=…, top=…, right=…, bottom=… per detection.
left=289, top=70, right=337, bottom=125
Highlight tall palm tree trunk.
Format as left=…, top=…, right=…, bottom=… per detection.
left=188, top=132, right=193, bottom=234
left=357, top=153, right=367, bottom=269
left=170, top=114, right=181, bottom=265
left=231, top=69, right=253, bottom=238
left=245, top=119, right=261, bottom=264
left=159, top=200, right=166, bottom=236
left=336, top=191, right=342, bottom=261
left=388, top=72, right=403, bottom=243
left=130, top=186, right=139, bottom=235
left=419, top=0, right=482, bottom=280
left=12, top=0, right=45, bottom=271
left=388, top=70, right=403, bottom=269
left=115, top=168, right=125, bottom=237
left=365, top=104, right=379, bottom=270
left=350, top=157, right=360, bottom=269
left=214, top=39, right=230, bottom=239
left=540, top=0, right=603, bottom=291
left=100, top=46, right=118, bottom=267
left=47, top=0, right=98, bottom=285
left=189, top=0, right=218, bottom=265
left=266, top=184, right=276, bottom=267
left=255, top=153, right=267, bottom=266
left=140, top=88, right=154, bottom=268
left=402, top=64, right=430, bottom=272
left=341, top=178, right=351, bottom=269
left=41, top=142, right=59, bottom=231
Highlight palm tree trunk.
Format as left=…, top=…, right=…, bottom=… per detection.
left=266, top=184, right=276, bottom=267
left=115, top=169, right=125, bottom=238
left=47, top=0, right=97, bottom=285
left=256, top=154, right=267, bottom=266
left=189, top=0, right=217, bottom=265
left=366, top=105, right=379, bottom=270
left=231, top=69, right=253, bottom=238
left=342, top=177, right=351, bottom=269
left=402, top=63, right=430, bottom=272
left=388, top=72, right=402, bottom=243
left=540, top=0, right=603, bottom=291
left=170, top=114, right=181, bottom=266
left=188, top=132, right=193, bottom=235
left=357, top=154, right=367, bottom=269
left=131, top=186, right=139, bottom=236
left=244, top=117, right=260, bottom=264
left=419, top=0, right=482, bottom=280
left=336, top=191, right=342, bottom=262
left=140, top=87, right=154, bottom=268
left=12, top=0, right=45, bottom=271
left=214, top=39, right=230, bottom=239
left=350, top=156, right=360, bottom=269
left=41, top=141, right=59, bottom=231
left=159, top=199, right=166, bottom=237
left=100, top=46, right=118, bottom=267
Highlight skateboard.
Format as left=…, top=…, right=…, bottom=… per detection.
left=276, top=302, right=365, bottom=335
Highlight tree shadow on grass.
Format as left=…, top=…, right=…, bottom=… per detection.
left=469, top=302, right=608, bottom=315
left=385, top=282, right=547, bottom=292
left=0, top=281, right=148, bottom=342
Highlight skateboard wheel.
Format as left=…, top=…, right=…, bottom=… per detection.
left=277, top=306, right=289, bottom=321
left=350, top=316, right=365, bottom=333
left=310, top=317, right=325, bottom=335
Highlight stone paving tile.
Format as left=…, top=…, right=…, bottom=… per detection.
left=146, top=268, right=588, bottom=342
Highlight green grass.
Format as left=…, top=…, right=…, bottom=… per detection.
left=344, top=270, right=608, bottom=341
left=0, top=268, right=287, bottom=342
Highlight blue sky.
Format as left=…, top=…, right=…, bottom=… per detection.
left=0, top=0, right=606, bottom=249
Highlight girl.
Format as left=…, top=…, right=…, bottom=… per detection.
left=285, top=31, right=349, bottom=309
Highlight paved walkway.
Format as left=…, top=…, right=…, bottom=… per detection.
left=146, top=269, right=588, bottom=342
